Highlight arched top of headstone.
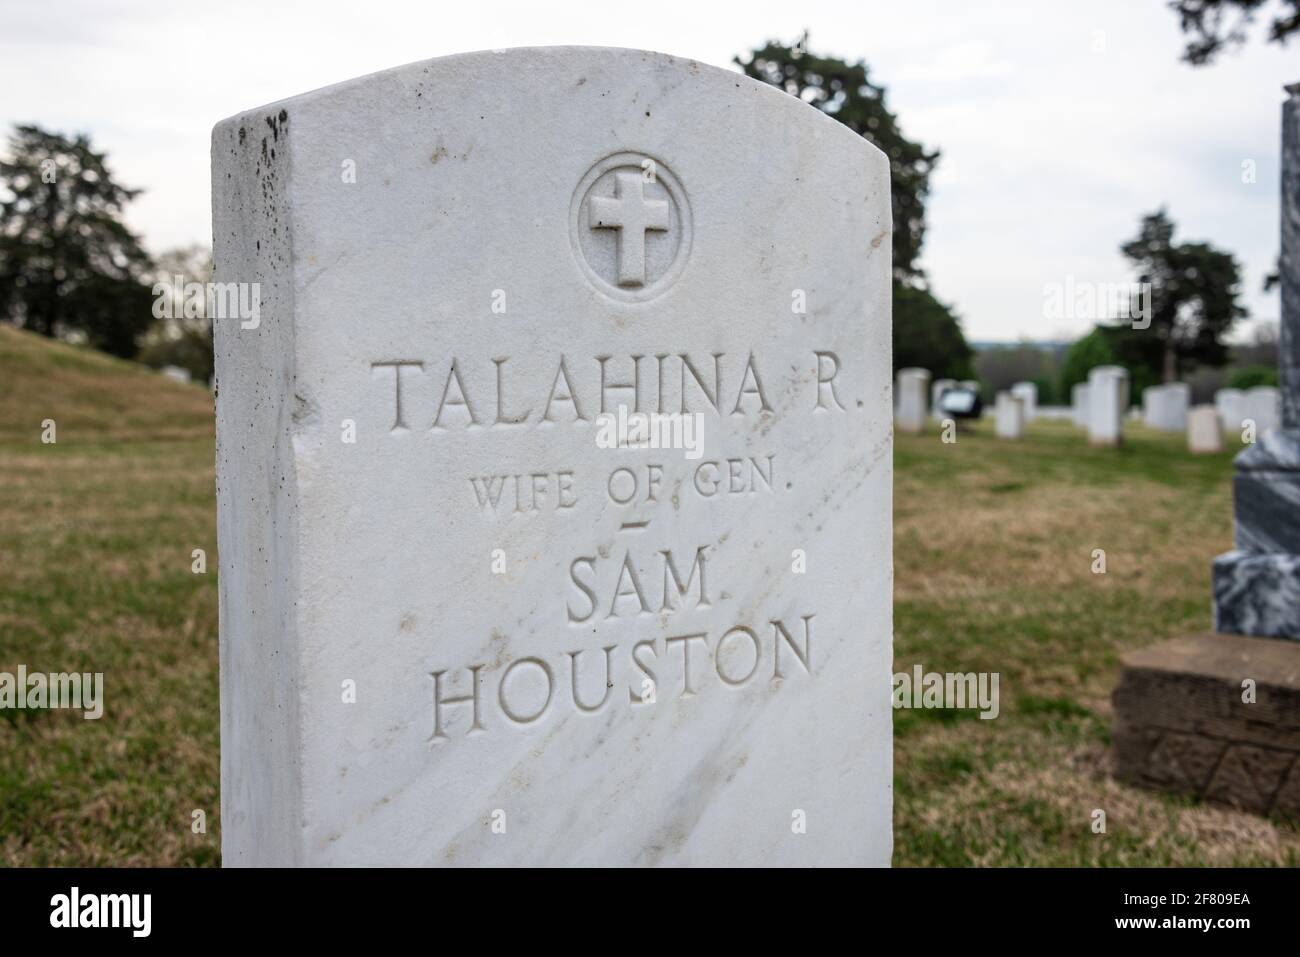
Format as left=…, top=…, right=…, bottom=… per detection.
left=221, top=46, right=884, bottom=151
left=214, top=46, right=889, bottom=307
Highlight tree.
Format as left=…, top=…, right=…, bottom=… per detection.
left=138, top=245, right=214, bottom=383
left=1060, top=328, right=1116, bottom=397
left=735, top=37, right=939, bottom=283
left=1058, top=326, right=1162, bottom=402
left=975, top=343, right=1063, bottom=404
left=893, top=285, right=974, bottom=381
left=1120, top=209, right=1246, bottom=383
left=1168, top=0, right=1300, bottom=64
left=0, top=125, right=155, bottom=357
left=737, top=37, right=973, bottom=376
left=1228, top=365, right=1280, bottom=388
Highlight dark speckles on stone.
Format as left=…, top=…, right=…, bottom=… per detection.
left=238, top=126, right=246, bottom=145
left=265, top=109, right=288, bottom=142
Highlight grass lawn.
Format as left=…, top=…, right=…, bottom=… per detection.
left=2, top=323, right=1297, bottom=865
left=0, top=326, right=217, bottom=865
left=894, top=414, right=1300, bottom=865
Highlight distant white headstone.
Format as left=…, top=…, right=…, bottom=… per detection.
left=1071, top=382, right=1090, bottom=428
left=1142, top=382, right=1190, bottom=431
left=896, top=367, right=931, bottom=434
left=994, top=391, right=1024, bottom=439
left=211, top=48, right=894, bottom=867
left=1010, top=381, right=1037, bottom=422
left=1088, top=365, right=1128, bottom=446
left=1245, top=385, right=1282, bottom=436
left=161, top=365, right=192, bottom=383
left=1214, top=387, right=1246, bottom=434
left=1187, top=404, right=1223, bottom=453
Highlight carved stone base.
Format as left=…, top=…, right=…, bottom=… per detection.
left=1112, top=632, right=1300, bottom=816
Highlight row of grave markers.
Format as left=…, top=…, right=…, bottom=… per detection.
left=895, top=365, right=1282, bottom=451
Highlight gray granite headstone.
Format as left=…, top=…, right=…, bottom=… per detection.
left=1212, top=83, right=1300, bottom=640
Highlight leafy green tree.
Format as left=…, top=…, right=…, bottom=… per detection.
left=1120, top=209, right=1246, bottom=383
left=1059, top=326, right=1163, bottom=402
left=0, top=125, right=155, bottom=357
left=893, top=285, right=974, bottom=380
left=1060, top=328, right=1116, bottom=397
left=1228, top=365, right=1280, bottom=389
left=737, top=37, right=973, bottom=377
left=975, top=344, right=1063, bottom=404
left=1169, top=0, right=1300, bottom=64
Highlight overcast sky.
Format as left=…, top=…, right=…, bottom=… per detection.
left=2, top=0, right=1295, bottom=341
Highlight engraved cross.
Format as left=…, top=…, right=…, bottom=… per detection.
left=588, top=171, right=669, bottom=287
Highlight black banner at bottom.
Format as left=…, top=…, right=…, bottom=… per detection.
left=0, top=866, right=1282, bottom=941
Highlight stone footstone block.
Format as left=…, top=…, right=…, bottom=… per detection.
left=1112, top=632, right=1300, bottom=815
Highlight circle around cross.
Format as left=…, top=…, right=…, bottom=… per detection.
left=569, top=152, right=692, bottom=303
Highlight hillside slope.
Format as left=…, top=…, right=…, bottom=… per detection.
left=0, top=324, right=219, bottom=866
left=0, top=324, right=213, bottom=444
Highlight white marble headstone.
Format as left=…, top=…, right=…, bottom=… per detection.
left=1245, top=385, right=1282, bottom=437
left=212, top=48, right=893, bottom=867
left=1215, top=387, right=1246, bottom=435
left=1071, top=382, right=1090, bottom=429
left=1087, top=365, right=1128, bottom=447
left=994, top=391, right=1024, bottom=439
left=1187, top=404, right=1223, bottom=453
left=1009, top=381, right=1037, bottom=423
left=1142, top=382, right=1190, bottom=432
left=895, top=367, right=930, bottom=434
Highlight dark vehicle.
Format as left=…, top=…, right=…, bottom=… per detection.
left=936, top=384, right=982, bottom=420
